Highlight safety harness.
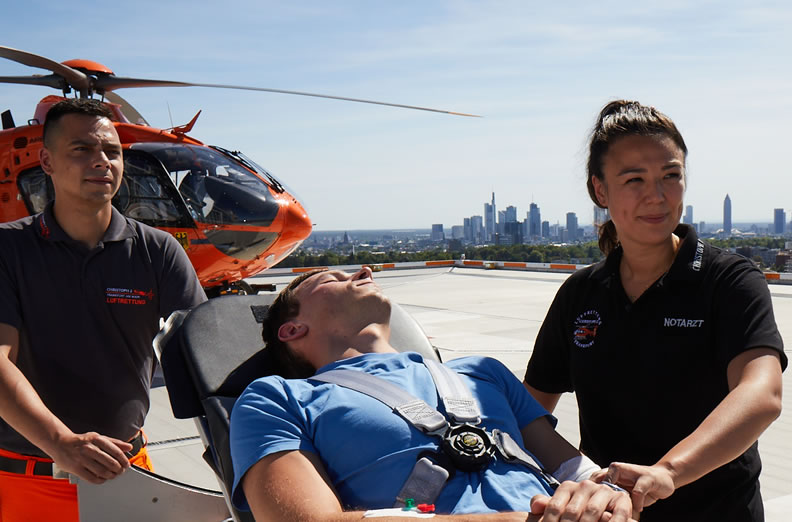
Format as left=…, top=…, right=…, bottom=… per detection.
left=311, top=359, right=560, bottom=507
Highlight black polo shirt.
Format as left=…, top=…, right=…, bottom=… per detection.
left=525, top=225, right=786, bottom=522
left=0, top=203, right=206, bottom=457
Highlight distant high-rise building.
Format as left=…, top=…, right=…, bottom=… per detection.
left=684, top=205, right=694, bottom=225
left=505, top=205, right=517, bottom=223
left=342, top=231, right=350, bottom=244
left=484, top=192, right=496, bottom=242
left=541, top=220, right=550, bottom=238
left=529, top=203, right=541, bottom=239
left=593, top=206, right=609, bottom=228
left=431, top=224, right=445, bottom=242
left=723, top=194, right=732, bottom=236
left=451, top=225, right=464, bottom=240
left=471, top=215, right=484, bottom=244
left=463, top=217, right=472, bottom=242
left=497, top=210, right=506, bottom=235
left=699, top=221, right=706, bottom=234
left=566, top=212, right=578, bottom=242
left=774, top=208, right=786, bottom=235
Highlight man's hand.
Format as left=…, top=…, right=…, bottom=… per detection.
left=591, top=462, right=675, bottom=516
left=528, top=480, right=634, bottom=522
left=49, top=431, right=132, bottom=484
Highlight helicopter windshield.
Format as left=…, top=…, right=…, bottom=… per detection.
left=131, top=143, right=280, bottom=227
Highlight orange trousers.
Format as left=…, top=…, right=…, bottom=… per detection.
left=0, top=444, right=152, bottom=522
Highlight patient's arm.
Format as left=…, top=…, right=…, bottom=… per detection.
left=243, top=449, right=535, bottom=521
left=520, top=417, right=634, bottom=522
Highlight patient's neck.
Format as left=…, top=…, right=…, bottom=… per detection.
left=323, top=323, right=395, bottom=366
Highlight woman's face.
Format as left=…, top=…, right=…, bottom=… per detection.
left=593, top=134, right=686, bottom=250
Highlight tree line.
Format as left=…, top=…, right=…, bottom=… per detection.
left=278, top=236, right=789, bottom=269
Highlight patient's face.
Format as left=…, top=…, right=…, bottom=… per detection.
left=293, top=267, right=390, bottom=332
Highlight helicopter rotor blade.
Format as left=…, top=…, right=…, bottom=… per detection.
left=103, top=91, right=149, bottom=125
left=0, top=46, right=90, bottom=93
left=96, top=77, right=481, bottom=118
left=0, top=74, right=67, bottom=90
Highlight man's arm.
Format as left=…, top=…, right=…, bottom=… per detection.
left=518, top=416, right=633, bottom=522
left=522, top=384, right=562, bottom=414
left=0, top=323, right=131, bottom=484
left=243, top=449, right=535, bottom=521
left=593, top=347, right=783, bottom=513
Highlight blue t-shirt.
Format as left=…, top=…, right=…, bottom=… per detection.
left=230, top=352, right=556, bottom=513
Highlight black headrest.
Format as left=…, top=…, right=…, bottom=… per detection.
left=158, top=294, right=439, bottom=419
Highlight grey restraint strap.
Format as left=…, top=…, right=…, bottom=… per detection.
left=311, top=369, right=448, bottom=433
left=423, top=359, right=481, bottom=424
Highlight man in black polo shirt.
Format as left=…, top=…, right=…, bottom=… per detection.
left=0, top=99, right=206, bottom=521
left=524, top=224, right=787, bottom=521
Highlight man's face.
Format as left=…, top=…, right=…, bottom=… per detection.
left=292, top=267, right=390, bottom=335
left=40, top=114, right=123, bottom=209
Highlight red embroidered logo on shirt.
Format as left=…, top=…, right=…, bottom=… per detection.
left=38, top=214, right=50, bottom=239
left=573, top=310, right=602, bottom=348
left=106, top=288, right=155, bottom=305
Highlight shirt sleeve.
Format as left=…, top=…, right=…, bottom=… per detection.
left=229, top=377, right=317, bottom=511
left=523, top=281, right=574, bottom=393
left=713, top=258, right=787, bottom=370
left=155, top=233, right=207, bottom=318
left=0, top=235, right=21, bottom=329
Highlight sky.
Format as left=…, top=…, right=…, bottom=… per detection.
left=2, top=1, right=791, bottom=231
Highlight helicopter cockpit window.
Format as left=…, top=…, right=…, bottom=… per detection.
left=112, top=150, right=193, bottom=228
left=130, top=143, right=280, bottom=227
left=17, top=167, right=54, bottom=215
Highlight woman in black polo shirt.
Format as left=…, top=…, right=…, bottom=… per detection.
left=523, top=100, right=786, bottom=522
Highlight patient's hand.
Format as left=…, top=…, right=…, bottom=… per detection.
left=529, top=479, right=634, bottom=522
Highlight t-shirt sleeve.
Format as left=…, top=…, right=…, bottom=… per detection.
left=155, top=233, right=207, bottom=317
left=229, top=378, right=317, bottom=511
left=524, top=282, right=574, bottom=393
left=0, top=237, right=21, bottom=329
left=714, top=259, right=787, bottom=370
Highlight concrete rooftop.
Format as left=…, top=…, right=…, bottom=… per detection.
left=143, top=266, right=792, bottom=519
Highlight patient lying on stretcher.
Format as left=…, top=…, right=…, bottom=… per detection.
left=229, top=268, right=636, bottom=521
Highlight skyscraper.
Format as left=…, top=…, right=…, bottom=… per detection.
left=463, top=217, right=472, bottom=242
left=684, top=205, right=694, bottom=225
left=774, top=208, right=786, bottom=235
left=529, top=203, right=541, bottom=239
left=431, top=224, right=445, bottom=242
left=471, top=215, right=484, bottom=244
left=484, top=192, right=496, bottom=242
left=723, top=194, right=732, bottom=237
left=505, top=205, right=517, bottom=223
left=566, top=212, right=578, bottom=242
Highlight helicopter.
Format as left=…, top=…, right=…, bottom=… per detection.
left=0, top=46, right=477, bottom=295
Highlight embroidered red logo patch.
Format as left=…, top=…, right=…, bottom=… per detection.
left=38, top=215, right=50, bottom=239
left=106, top=288, right=155, bottom=305
left=573, top=310, right=602, bottom=348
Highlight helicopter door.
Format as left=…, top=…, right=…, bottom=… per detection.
left=112, top=150, right=194, bottom=228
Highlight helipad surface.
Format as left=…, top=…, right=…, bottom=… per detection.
left=143, top=266, right=792, bottom=518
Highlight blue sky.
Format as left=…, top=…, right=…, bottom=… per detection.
left=2, top=1, right=791, bottom=230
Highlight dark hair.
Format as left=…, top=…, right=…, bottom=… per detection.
left=43, top=98, right=115, bottom=148
left=587, top=100, right=688, bottom=255
left=263, top=269, right=327, bottom=378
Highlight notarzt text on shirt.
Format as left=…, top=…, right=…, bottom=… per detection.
left=663, top=318, right=704, bottom=328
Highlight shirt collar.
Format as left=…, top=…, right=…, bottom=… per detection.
left=36, top=202, right=136, bottom=244
left=588, top=224, right=704, bottom=285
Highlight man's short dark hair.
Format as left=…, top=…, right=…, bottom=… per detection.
left=43, top=98, right=116, bottom=148
left=263, top=269, right=326, bottom=379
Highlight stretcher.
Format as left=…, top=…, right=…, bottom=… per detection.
left=73, top=294, right=439, bottom=521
